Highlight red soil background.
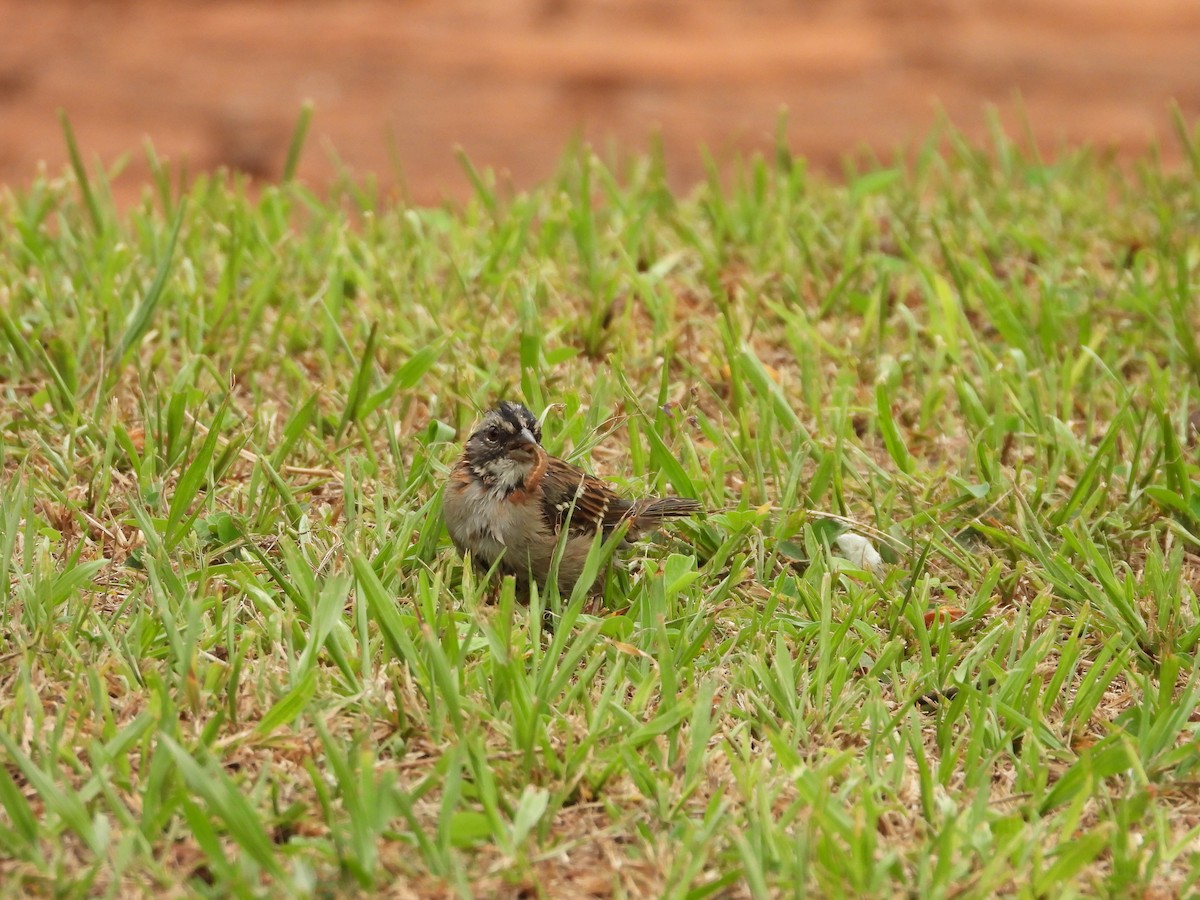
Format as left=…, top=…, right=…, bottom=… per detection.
left=2, top=0, right=1199, bottom=205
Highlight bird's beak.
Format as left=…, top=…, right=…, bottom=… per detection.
left=512, top=428, right=539, bottom=458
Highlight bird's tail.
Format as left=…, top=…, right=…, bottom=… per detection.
left=631, top=497, right=702, bottom=522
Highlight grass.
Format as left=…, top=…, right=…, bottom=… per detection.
left=2, top=118, right=1200, bottom=897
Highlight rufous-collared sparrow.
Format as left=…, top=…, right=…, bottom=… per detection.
left=442, top=401, right=701, bottom=596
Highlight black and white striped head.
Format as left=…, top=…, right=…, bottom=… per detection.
left=465, top=401, right=543, bottom=491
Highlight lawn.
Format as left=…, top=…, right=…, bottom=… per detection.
left=2, top=117, right=1200, bottom=897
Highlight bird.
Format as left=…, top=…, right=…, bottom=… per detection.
left=442, top=401, right=701, bottom=597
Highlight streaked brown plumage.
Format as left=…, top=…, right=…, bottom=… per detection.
left=442, top=401, right=701, bottom=595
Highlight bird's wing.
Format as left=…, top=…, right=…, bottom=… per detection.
left=538, top=458, right=634, bottom=537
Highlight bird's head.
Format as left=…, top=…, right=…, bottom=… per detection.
left=464, top=401, right=544, bottom=492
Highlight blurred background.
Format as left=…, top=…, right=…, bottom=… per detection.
left=2, top=0, right=1198, bottom=205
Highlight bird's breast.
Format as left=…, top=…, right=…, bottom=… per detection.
left=445, top=475, right=546, bottom=556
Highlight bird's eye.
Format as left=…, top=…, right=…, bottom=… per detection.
left=485, top=426, right=501, bottom=442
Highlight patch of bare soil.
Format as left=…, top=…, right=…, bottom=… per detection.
left=1, top=0, right=1198, bottom=204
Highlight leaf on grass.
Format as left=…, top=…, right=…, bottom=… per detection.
left=351, top=553, right=420, bottom=665
left=337, top=323, right=379, bottom=439
left=0, top=760, right=41, bottom=844
left=0, top=732, right=99, bottom=853
left=360, top=342, right=443, bottom=420
left=161, top=737, right=286, bottom=879
left=447, top=811, right=492, bottom=848
left=1040, top=740, right=1134, bottom=813
left=1043, top=824, right=1112, bottom=884
left=510, top=786, right=550, bottom=847
left=282, top=101, right=313, bottom=182
left=638, top=413, right=696, bottom=499
left=50, top=559, right=108, bottom=607
left=849, top=167, right=901, bottom=202
left=737, top=343, right=800, bottom=432
left=166, top=400, right=229, bottom=548
left=255, top=667, right=318, bottom=736
left=598, top=616, right=634, bottom=639
left=875, top=383, right=913, bottom=475
left=113, top=199, right=188, bottom=368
